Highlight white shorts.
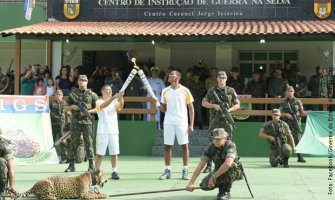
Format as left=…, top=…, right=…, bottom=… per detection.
left=163, top=124, right=189, bottom=145
left=96, top=134, right=120, bottom=156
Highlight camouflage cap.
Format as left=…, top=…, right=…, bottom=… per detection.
left=272, top=109, right=281, bottom=116
left=218, top=71, right=227, bottom=78
left=78, top=74, right=88, bottom=81
left=286, top=85, right=294, bottom=91
left=212, top=128, right=228, bottom=139
left=55, top=89, right=63, bottom=95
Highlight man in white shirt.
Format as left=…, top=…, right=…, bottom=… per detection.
left=95, top=85, right=124, bottom=180
left=158, top=70, right=194, bottom=180
left=146, top=66, right=165, bottom=124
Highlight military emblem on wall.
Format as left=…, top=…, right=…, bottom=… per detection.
left=314, top=0, right=331, bottom=19
left=64, top=0, right=80, bottom=20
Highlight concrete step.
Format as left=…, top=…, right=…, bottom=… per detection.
left=152, top=145, right=208, bottom=157
left=154, top=138, right=210, bottom=146
left=155, top=129, right=209, bottom=138
left=152, top=129, right=210, bottom=157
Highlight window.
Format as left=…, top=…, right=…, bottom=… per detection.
left=238, top=51, right=299, bottom=78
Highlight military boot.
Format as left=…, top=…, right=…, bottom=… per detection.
left=64, top=160, right=76, bottom=172
left=297, top=154, right=306, bottom=163
left=203, top=161, right=212, bottom=173
left=217, top=187, right=231, bottom=200
left=0, top=181, right=5, bottom=196
left=88, top=159, right=95, bottom=171
left=283, top=157, right=289, bottom=168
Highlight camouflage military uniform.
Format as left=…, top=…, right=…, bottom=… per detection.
left=0, top=137, right=13, bottom=194
left=68, top=88, right=98, bottom=162
left=200, top=140, right=242, bottom=191
left=280, top=98, right=304, bottom=145
left=261, top=120, right=293, bottom=167
left=203, top=86, right=240, bottom=140
left=50, top=100, right=68, bottom=161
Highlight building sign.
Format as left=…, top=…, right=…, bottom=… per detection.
left=314, top=0, right=331, bottom=19
left=63, top=0, right=81, bottom=20
left=49, top=0, right=335, bottom=21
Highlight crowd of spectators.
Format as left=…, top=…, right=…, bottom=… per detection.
left=0, top=60, right=333, bottom=127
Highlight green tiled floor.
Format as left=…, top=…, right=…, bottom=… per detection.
left=13, top=156, right=334, bottom=200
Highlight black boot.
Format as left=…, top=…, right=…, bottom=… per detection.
left=0, top=181, right=5, bottom=196
left=88, top=159, right=95, bottom=171
left=297, top=154, right=306, bottom=163
left=217, top=187, right=231, bottom=200
left=283, top=157, right=289, bottom=168
left=203, top=161, right=212, bottom=173
left=64, top=160, right=76, bottom=172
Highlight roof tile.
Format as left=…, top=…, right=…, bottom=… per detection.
left=1, top=21, right=335, bottom=37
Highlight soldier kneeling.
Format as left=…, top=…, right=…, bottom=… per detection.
left=259, top=109, right=296, bottom=168
left=186, top=128, right=243, bottom=200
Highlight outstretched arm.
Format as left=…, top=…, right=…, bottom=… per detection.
left=186, top=160, right=206, bottom=192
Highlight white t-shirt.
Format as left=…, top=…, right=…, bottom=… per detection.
left=46, top=86, right=54, bottom=96
left=96, top=99, right=119, bottom=134
left=161, top=85, right=194, bottom=126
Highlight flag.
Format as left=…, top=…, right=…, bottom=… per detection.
left=24, top=0, right=36, bottom=21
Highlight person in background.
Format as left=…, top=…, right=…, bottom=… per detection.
left=0, top=67, right=9, bottom=95
left=55, top=66, right=73, bottom=96
left=227, top=67, right=245, bottom=94
left=46, top=78, right=55, bottom=96
left=288, top=68, right=308, bottom=98
left=189, top=70, right=206, bottom=129
left=205, top=67, right=218, bottom=91
left=95, top=85, right=124, bottom=180
left=146, top=66, right=165, bottom=124
left=105, top=67, right=123, bottom=96
left=20, top=66, right=36, bottom=95
left=5, top=59, right=14, bottom=95
left=91, top=66, right=106, bottom=96
left=33, top=78, right=46, bottom=96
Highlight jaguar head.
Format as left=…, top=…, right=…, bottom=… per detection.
left=90, top=169, right=108, bottom=187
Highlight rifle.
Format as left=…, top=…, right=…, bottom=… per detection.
left=212, top=90, right=235, bottom=129
left=51, top=131, right=70, bottom=149
left=286, top=102, right=303, bottom=134
left=68, top=93, right=94, bottom=122
left=271, top=122, right=284, bottom=162
left=238, top=160, right=254, bottom=198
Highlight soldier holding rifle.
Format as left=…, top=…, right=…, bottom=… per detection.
left=259, top=109, right=296, bottom=168
left=280, top=86, right=308, bottom=163
left=64, top=75, right=98, bottom=172
left=202, top=71, right=240, bottom=173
